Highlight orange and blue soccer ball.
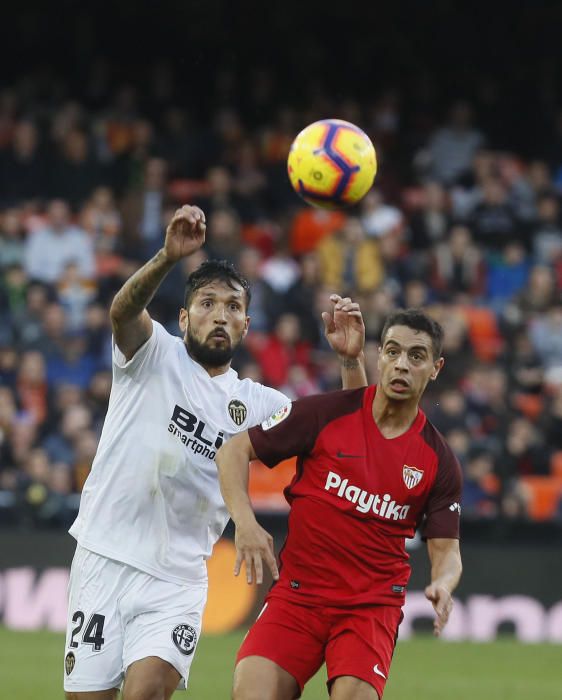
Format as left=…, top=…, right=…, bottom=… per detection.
left=287, top=119, right=377, bottom=209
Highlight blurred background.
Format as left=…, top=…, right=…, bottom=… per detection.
left=1, top=1, right=562, bottom=697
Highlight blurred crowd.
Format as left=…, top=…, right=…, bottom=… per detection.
left=2, top=62, right=562, bottom=528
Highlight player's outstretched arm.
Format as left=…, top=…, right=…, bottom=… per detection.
left=216, top=432, right=279, bottom=585
left=425, top=538, right=462, bottom=637
left=110, top=205, right=206, bottom=360
left=323, top=294, right=368, bottom=389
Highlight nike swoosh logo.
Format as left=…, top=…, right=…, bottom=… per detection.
left=373, top=664, right=386, bottom=679
left=336, top=450, right=365, bottom=459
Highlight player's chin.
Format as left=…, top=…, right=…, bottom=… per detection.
left=207, top=337, right=232, bottom=349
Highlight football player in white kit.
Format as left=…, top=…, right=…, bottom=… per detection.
left=63, top=205, right=367, bottom=699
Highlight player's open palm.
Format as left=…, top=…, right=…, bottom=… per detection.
left=164, top=205, right=206, bottom=262
left=234, top=519, right=279, bottom=585
left=322, top=294, right=365, bottom=359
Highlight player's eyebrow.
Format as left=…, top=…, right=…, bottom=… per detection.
left=198, top=290, right=244, bottom=301
left=384, top=340, right=429, bottom=353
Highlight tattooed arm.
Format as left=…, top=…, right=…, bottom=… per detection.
left=110, top=205, right=206, bottom=360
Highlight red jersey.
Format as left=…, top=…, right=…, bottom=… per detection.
left=248, top=385, right=462, bottom=608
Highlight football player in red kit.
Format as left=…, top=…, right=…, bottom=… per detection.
left=216, top=309, right=463, bottom=700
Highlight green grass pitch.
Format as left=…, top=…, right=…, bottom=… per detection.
left=1, top=626, right=561, bottom=699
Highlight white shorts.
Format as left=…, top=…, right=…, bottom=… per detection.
left=63, top=545, right=207, bottom=693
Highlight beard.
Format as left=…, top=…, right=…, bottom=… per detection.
left=185, top=327, right=241, bottom=367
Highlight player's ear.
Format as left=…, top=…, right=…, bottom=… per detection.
left=242, top=315, right=250, bottom=338
left=430, top=357, right=445, bottom=380
left=179, top=308, right=189, bottom=335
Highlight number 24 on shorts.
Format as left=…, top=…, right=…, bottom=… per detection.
left=70, top=610, right=106, bottom=651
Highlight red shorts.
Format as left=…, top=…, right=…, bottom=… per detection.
left=236, top=596, right=403, bottom=698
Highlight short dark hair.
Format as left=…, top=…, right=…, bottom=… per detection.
left=380, top=308, right=444, bottom=359
left=183, top=260, right=251, bottom=310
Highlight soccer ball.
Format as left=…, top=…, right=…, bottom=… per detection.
left=287, top=119, right=377, bottom=209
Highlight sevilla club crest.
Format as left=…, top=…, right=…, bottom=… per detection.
left=403, top=465, right=423, bottom=490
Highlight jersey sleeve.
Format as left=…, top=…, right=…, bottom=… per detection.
left=421, top=443, right=463, bottom=540
left=112, top=319, right=176, bottom=378
left=255, top=386, right=291, bottom=424
left=248, top=394, right=322, bottom=468
left=248, top=388, right=366, bottom=469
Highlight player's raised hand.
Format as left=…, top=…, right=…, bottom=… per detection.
left=164, top=205, right=206, bottom=262
left=322, top=294, right=365, bottom=359
left=424, top=583, right=453, bottom=636
left=234, top=518, right=279, bottom=585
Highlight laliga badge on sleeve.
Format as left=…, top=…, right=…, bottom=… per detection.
left=261, top=403, right=292, bottom=431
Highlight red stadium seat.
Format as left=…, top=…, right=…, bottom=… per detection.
left=249, top=457, right=296, bottom=512
left=520, top=476, right=562, bottom=521
left=550, top=451, right=562, bottom=481
left=513, top=393, right=544, bottom=421
left=461, top=306, right=503, bottom=362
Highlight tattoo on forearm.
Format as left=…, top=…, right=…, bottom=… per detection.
left=111, top=249, right=174, bottom=320
left=340, top=357, right=360, bottom=369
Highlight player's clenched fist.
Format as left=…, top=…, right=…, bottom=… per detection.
left=164, top=204, right=206, bottom=262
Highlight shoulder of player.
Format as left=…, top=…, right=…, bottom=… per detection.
left=291, top=386, right=367, bottom=419
left=151, top=319, right=183, bottom=346
left=420, top=418, right=460, bottom=469
left=235, top=376, right=286, bottom=402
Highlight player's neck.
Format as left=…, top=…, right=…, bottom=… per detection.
left=184, top=343, right=232, bottom=378
left=195, top=360, right=230, bottom=377
left=202, top=362, right=231, bottom=378
left=371, top=389, right=419, bottom=438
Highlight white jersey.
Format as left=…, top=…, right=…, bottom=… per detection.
left=69, top=320, right=288, bottom=585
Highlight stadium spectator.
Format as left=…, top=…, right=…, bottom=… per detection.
left=360, top=188, right=404, bottom=239
left=426, top=100, right=485, bottom=185
left=0, top=208, right=26, bottom=268
left=56, top=262, right=98, bottom=331
left=430, top=225, right=486, bottom=298
left=532, top=192, right=562, bottom=264
left=317, top=217, right=383, bottom=294
left=259, top=238, right=301, bottom=295
left=16, top=350, right=48, bottom=425
left=529, top=304, right=562, bottom=370
left=285, top=251, right=324, bottom=346
left=120, top=157, right=168, bottom=255
left=505, top=331, right=544, bottom=396
left=462, top=447, right=499, bottom=517
left=250, top=312, right=313, bottom=388
left=288, top=205, right=347, bottom=255
left=43, top=404, right=93, bottom=467
left=24, top=200, right=95, bottom=283
left=470, top=177, right=520, bottom=250
left=409, top=181, right=451, bottom=250
left=0, top=120, right=46, bottom=205
left=80, top=186, right=122, bottom=256
left=497, top=417, right=550, bottom=479
left=204, top=206, right=243, bottom=264
left=236, top=246, right=281, bottom=333
left=486, top=242, right=530, bottom=312
left=50, top=129, right=101, bottom=207
left=0, top=264, right=28, bottom=342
